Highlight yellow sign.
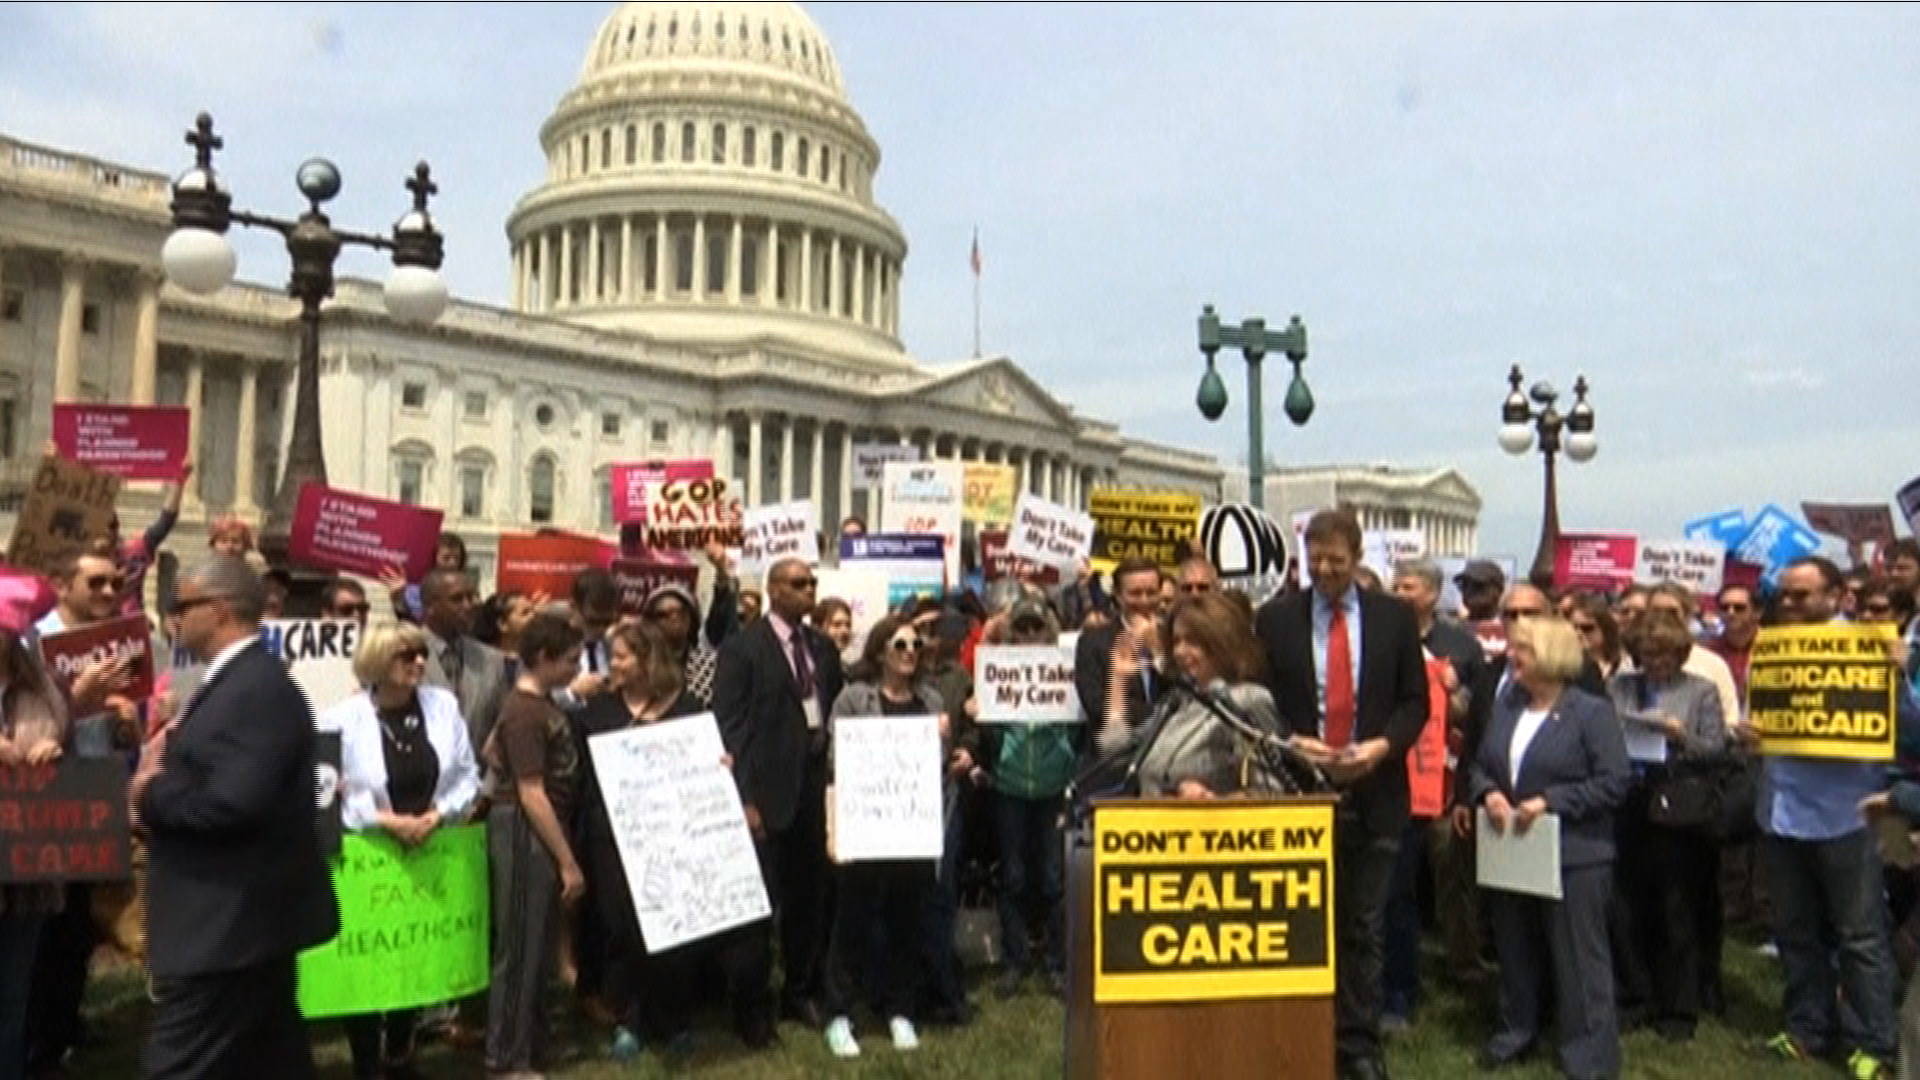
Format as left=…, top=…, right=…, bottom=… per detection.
left=1092, top=802, right=1335, bottom=1004
left=1088, top=490, right=1202, bottom=571
left=963, top=463, right=1018, bottom=525
left=1748, top=624, right=1899, bottom=762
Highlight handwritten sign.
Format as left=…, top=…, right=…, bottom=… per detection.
left=1748, top=623, right=1898, bottom=763
left=880, top=461, right=963, bottom=584
left=0, top=757, right=131, bottom=883
left=633, top=477, right=745, bottom=552
left=610, top=459, right=712, bottom=525
left=39, top=614, right=154, bottom=707
left=830, top=713, right=942, bottom=862
left=850, top=442, right=921, bottom=493
left=979, top=528, right=1061, bottom=585
left=813, top=567, right=890, bottom=656
left=1552, top=532, right=1638, bottom=592
left=740, top=500, right=820, bottom=582
left=963, top=463, right=1019, bottom=525
left=8, top=455, right=120, bottom=579
left=1008, top=493, right=1094, bottom=572
left=839, top=533, right=945, bottom=608
left=588, top=714, right=770, bottom=951
left=1801, top=502, right=1897, bottom=547
left=289, top=483, right=442, bottom=581
left=610, top=556, right=700, bottom=612
left=295, top=824, right=489, bottom=1018
left=496, top=531, right=616, bottom=597
left=975, top=645, right=1081, bottom=723
left=262, top=619, right=364, bottom=714
left=1634, top=538, right=1726, bottom=595
left=1089, top=490, right=1201, bottom=572
left=1363, top=529, right=1427, bottom=579
left=52, top=404, right=189, bottom=480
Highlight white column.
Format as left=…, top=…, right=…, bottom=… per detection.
left=510, top=243, right=523, bottom=309
left=851, top=244, right=867, bottom=325
left=653, top=216, right=668, bottom=301
left=799, top=230, right=814, bottom=313
left=535, top=231, right=551, bottom=311
left=691, top=215, right=707, bottom=301
left=620, top=215, right=634, bottom=302
left=809, top=421, right=825, bottom=506
left=54, top=257, right=85, bottom=402
left=183, top=351, right=205, bottom=507
left=586, top=218, right=602, bottom=303
left=234, top=360, right=258, bottom=513
left=131, top=272, right=160, bottom=405
left=778, top=416, right=794, bottom=503
left=828, top=234, right=842, bottom=317
left=727, top=216, right=743, bottom=304
left=746, top=411, right=763, bottom=505
left=837, top=424, right=853, bottom=528
left=711, top=413, right=732, bottom=475
left=557, top=226, right=574, bottom=307
left=1015, top=449, right=1028, bottom=497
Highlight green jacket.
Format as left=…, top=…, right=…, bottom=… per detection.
left=984, top=719, right=1081, bottom=800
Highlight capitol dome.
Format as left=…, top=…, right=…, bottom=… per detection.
left=505, top=1, right=910, bottom=367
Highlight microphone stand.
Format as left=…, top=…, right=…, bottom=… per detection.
left=1158, top=671, right=1335, bottom=795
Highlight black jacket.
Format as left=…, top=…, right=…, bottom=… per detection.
left=140, top=640, right=340, bottom=979
left=1255, top=588, right=1429, bottom=836
left=1466, top=686, right=1632, bottom=869
left=1074, top=620, right=1161, bottom=737
left=712, top=617, right=846, bottom=832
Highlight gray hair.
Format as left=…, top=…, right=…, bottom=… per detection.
left=1393, top=557, right=1443, bottom=596
left=181, top=555, right=266, bottom=625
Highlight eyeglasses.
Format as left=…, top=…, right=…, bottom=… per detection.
left=1500, top=608, right=1546, bottom=621
left=1721, top=602, right=1751, bottom=614
left=888, top=636, right=922, bottom=653
left=1865, top=601, right=1895, bottom=616
left=781, top=576, right=818, bottom=591
left=331, top=603, right=370, bottom=618
left=85, top=574, right=125, bottom=593
left=173, top=594, right=224, bottom=615
left=1571, top=621, right=1599, bottom=635
left=393, top=646, right=427, bottom=663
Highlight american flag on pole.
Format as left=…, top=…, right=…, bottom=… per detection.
left=970, top=227, right=981, bottom=276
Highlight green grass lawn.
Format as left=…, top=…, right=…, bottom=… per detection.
left=66, top=931, right=1838, bottom=1078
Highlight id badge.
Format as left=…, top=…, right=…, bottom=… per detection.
left=804, top=697, right=823, bottom=731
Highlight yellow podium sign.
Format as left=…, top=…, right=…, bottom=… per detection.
left=1748, top=624, right=1899, bottom=762
left=1092, top=802, right=1335, bottom=1004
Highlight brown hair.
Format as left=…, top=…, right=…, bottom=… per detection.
left=1304, top=510, right=1363, bottom=556
left=207, top=515, right=254, bottom=552
left=608, top=620, right=683, bottom=705
left=1625, top=609, right=1693, bottom=666
left=1569, top=593, right=1622, bottom=665
left=848, top=613, right=918, bottom=684
left=1168, top=592, right=1266, bottom=685
left=1112, top=556, right=1161, bottom=593
left=811, top=597, right=851, bottom=628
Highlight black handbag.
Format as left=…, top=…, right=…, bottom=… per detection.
left=1646, top=753, right=1755, bottom=841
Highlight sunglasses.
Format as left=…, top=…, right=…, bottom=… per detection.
left=782, top=576, right=818, bottom=590
left=888, top=636, right=922, bottom=653
left=85, top=574, right=125, bottom=593
left=1721, top=602, right=1751, bottom=614
left=332, top=603, right=370, bottom=618
left=1865, top=602, right=1894, bottom=616
left=1179, top=582, right=1214, bottom=595
left=1571, top=621, right=1599, bottom=634
left=173, top=593, right=224, bottom=615
left=1500, top=608, right=1546, bottom=621
left=393, top=646, right=427, bottom=663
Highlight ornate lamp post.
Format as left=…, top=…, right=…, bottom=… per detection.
left=1498, top=364, right=1597, bottom=588
left=1195, top=304, right=1311, bottom=511
left=160, top=113, right=447, bottom=603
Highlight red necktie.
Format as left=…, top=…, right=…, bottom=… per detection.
left=1326, top=602, right=1355, bottom=748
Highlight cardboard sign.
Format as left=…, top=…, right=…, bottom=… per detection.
left=1748, top=624, right=1898, bottom=763
left=963, top=463, right=1019, bottom=525
left=634, top=477, right=745, bottom=552
left=880, top=461, right=963, bottom=584
left=740, top=500, right=820, bottom=582
left=1363, top=529, right=1426, bottom=578
left=52, top=404, right=190, bottom=480
left=588, top=714, right=771, bottom=952
left=610, top=459, right=713, bottom=525
left=975, top=645, right=1081, bottom=723
left=295, top=824, right=489, bottom=1018
left=0, top=757, right=132, bottom=883
left=496, top=531, right=616, bottom=597
left=850, top=442, right=922, bottom=493
left=8, top=455, right=121, bottom=579
left=1552, top=532, right=1639, bottom=592
left=1899, top=477, right=1920, bottom=538
left=1092, top=802, right=1336, bottom=1004
left=289, top=483, right=443, bottom=582
left=262, top=619, right=364, bottom=714
left=1089, top=490, right=1202, bottom=572
left=1733, top=505, right=1823, bottom=585
left=38, top=614, right=154, bottom=707
left=830, top=713, right=943, bottom=862
left=1200, top=503, right=1289, bottom=583
left=978, top=529, right=1061, bottom=585
left=1008, top=493, right=1094, bottom=572
left=1684, top=508, right=1749, bottom=550
left=812, top=567, right=890, bottom=656
left=610, top=556, right=700, bottom=612
left=1634, top=538, right=1727, bottom=595
left=1801, top=502, right=1898, bottom=547
left=839, top=533, right=945, bottom=609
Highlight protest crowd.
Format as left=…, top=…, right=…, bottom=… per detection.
left=3, top=437, right=1920, bottom=1080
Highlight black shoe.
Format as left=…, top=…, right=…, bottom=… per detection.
left=995, top=966, right=1027, bottom=999
left=737, top=1013, right=778, bottom=1050
left=1339, top=1057, right=1391, bottom=1080
left=780, top=997, right=825, bottom=1028
left=1477, top=1043, right=1533, bottom=1070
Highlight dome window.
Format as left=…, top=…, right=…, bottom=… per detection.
left=652, top=122, right=666, bottom=163
left=669, top=17, right=677, bottom=38
left=770, top=131, right=784, bottom=170
left=711, top=123, right=726, bottom=164
left=624, top=125, right=637, bottom=165
left=797, top=137, right=809, bottom=176
left=681, top=122, right=695, bottom=162
left=743, top=126, right=756, bottom=167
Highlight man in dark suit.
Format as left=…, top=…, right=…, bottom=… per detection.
left=1255, top=511, right=1427, bottom=1080
left=132, top=556, right=339, bottom=1079
left=1073, top=557, right=1166, bottom=740
left=713, top=555, right=845, bottom=1043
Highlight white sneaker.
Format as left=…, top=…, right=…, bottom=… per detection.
left=825, top=1016, right=860, bottom=1058
left=889, top=1015, right=920, bottom=1051
left=1757, top=941, right=1780, bottom=958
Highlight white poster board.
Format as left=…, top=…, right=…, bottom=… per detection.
left=1475, top=808, right=1563, bottom=901
left=1362, top=529, right=1427, bottom=579
left=587, top=713, right=771, bottom=952
left=851, top=442, right=923, bottom=493
left=830, top=713, right=942, bottom=862
left=262, top=619, right=364, bottom=713
left=1007, top=493, right=1094, bottom=572
left=975, top=645, right=1081, bottom=723
left=1634, top=538, right=1725, bottom=595
left=880, top=460, right=964, bottom=586
left=740, top=499, right=820, bottom=583
left=813, top=567, right=891, bottom=658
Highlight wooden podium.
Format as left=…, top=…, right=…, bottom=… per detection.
left=1064, top=796, right=1337, bottom=1080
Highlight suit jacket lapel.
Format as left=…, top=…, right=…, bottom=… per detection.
left=177, top=639, right=259, bottom=731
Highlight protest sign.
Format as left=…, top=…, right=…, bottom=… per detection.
left=496, top=531, right=616, bottom=597
left=1089, top=490, right=1202, bottom=571
left=1362, top=529, right=1426, bottom=579
left=295, top=824, right=489, bottom=1018
left=52, top=404, right=190, bottom=480
left=632, top=476, right=745, bottom=552
left=740, top=500, right=820, bottom=582
left=38, top=614, right=154, bottom=707
left=978, top=528, right=1062, bottom=585
left=0, top=757, right=131, bottom=883
left=880, top=461, right=963, bottom=583
left=8, top=455, right=120, bottom=579
left=313, top=730, right=342, bottom=858
left=1800, top=502, right=1897, bottom=547
left=1899, top=477, right=1920, bottom=538
left=1552, top=532, right=1638, bottom=592
left=1008, top=493, right=1094, bottom=572
left=1733, top=505, right=1823, bottom=585
left=1748, top=623, right=1898, bottom=762
left=609, top=459, right=712, bottom=525
left=851, top=442, right=921, bottom=493
left=587, top=713, right=771, bottom=952
left=289, top=483, right=443, bottom=581
left=829, top=713, right=942, bottom=862
left=261, top=619, right=364, bottom=713
left=1684, top=508, right=1749, bottom=549
left=1199, top=504, right=1289, bottom=584
left=963, top=463, right=1019, bottom=525
left=1634, top=538, right=1726, bottom=595
left=813, top=567, right=890, bottom=655
left=610, top=556, right=700, bottom=612
left=1291, top=509, right=1319, bottom=587
left=1092, top=802, right=1335, bottom=1004
left=839, top=533, right=945, bottom=608
left=975, top=645, right=1081, bottom=723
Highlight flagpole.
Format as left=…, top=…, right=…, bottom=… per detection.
left=971, top=225, right=982, bottom=358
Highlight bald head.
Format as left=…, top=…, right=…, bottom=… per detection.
left=180, top=555, right=265, bottom=625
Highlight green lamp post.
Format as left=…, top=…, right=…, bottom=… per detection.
left=1196, top=305, right=1311, bottom=511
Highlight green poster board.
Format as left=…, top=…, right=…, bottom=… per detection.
left=296, top=823, right=489, bottom=1018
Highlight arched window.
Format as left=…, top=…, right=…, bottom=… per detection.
left=818, top=143, right=829, bottom=182
left=529, top=455, right=556, bottom=524
left=838, top=150, right=848, bottom=191
left=600, top=128, right=611, bottom=169
left=712, top=123, right=727, bottom=164
left=624, top=125, right=637, bottom=165
left=651, top=122, right=666, bottom=163
left=797, top=137, right=809, bottom=176
left=770, top=131, right=784, bottom=170
left=681, top=121, right=696, bottom=162
left=673, top=228, right=695, bottom=292
left=580, top=134, right=590, bottom=173
left=706, top=229, right=727, bottom=294
left=743, top=126, right=757, bottom=167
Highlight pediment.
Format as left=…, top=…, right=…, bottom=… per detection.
left=908, top=357, right=1077, bottom=428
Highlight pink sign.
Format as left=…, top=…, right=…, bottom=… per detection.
left=497, top=531, right=618, bottom=597
left=288, top=483, right=444, bottom=581
left=610, top=459, right=713, bottom=524
left=1552, top=532, right=1640, bottom=592
left=51, top=404, right=189, bottom=480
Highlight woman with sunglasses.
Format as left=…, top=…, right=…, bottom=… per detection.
left=640, top=583, right=722, bottom=705
left=322, top=621, right=481, bottom=1080
left=1569, top=594, right=1631, bottom=680
left=819, top=613, right=947, bottom=1058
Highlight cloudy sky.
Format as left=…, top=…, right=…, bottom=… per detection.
left=3, top=2, right=1915, bottom=556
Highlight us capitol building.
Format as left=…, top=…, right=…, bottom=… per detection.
left=0, top=1, right=1222, bottom=589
